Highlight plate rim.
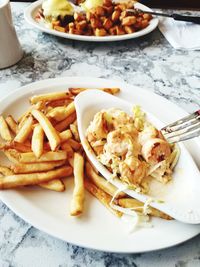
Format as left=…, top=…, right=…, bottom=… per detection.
left=0, top=76, right=200, bottom=253
left=24, top=0, right=159, bottom=42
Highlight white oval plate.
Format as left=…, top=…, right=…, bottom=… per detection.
left=75, top=89, right=200, bottom=224
left=0, top=77, right=200, bottom=253
left=24, top=0, right=159, bottom=42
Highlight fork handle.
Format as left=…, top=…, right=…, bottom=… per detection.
left=173, top=14, right=200, bottom=24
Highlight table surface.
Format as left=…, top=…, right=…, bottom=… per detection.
left=1, top=2, right=200, bottom=267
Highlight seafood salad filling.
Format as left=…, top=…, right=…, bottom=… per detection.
left=86, top=107, right=179, bottom=192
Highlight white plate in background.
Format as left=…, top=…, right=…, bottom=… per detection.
left=0, top=77, right=200, bottom=253
left=24, top=0, right=159, bottom=42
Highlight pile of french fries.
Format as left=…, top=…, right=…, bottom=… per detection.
left=0, top=87, right=171, bottom=220
left=41, top=0, right=152, bottom=36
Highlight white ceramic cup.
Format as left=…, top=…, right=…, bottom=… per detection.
left=0, top=0, right=23, bottom=69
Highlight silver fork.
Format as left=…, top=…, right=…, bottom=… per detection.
left=161, top=110, right=200, bottom=143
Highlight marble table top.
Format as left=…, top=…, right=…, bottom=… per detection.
left=0, top=2, right=200, bottom=267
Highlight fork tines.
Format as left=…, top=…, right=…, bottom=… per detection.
left=161, top=110, right=200, bottom=143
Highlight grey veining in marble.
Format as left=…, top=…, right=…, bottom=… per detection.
left=0, top=2, right=200, bottom=267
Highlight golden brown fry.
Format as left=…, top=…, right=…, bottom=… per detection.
left=103, top=88, right=120, bottom=95
left=66, top=139, right=82, bottom=151
left=46, top=99, right=73, bottom=108
left=86, top=162, right=126, bottom=198
left=70, top=123, right=80, bottom=142
left=30, top=92, right=70, bottom=104
left=68, top=156, right=74, bottom=168
left=85, top=179, right=122, bottom=217
left=54, top=112, right=76, bottom=132
left=4, top=150, right=19, bottom=164
left=18, top=101, right=44, bottom=124
left=0, top=166, right=73, bottom=189
left=68, top=87, right=120, bottom=96
left=0, top=116, right=12, bottom=141
left=61, top=142, right=74, bottom=157
left=39, top=179, right=65, bottom=192
left=0, top=166, right=13, bottom=176
left=59, top=129, right=72, bottom=143
left=19, top=151, right=67, bottom=163
left=5, top=116, right=18, bottom=134
left=14, top=116, right=33, bottom=143
left=12, top=160, right=65, bottom=174
left=68, top=87, right=86, bottom=95
left=2, top=141, right=32, bottom=152
left=31, top=109, right=61, bottom=151
left=70, top=153, right=85, bottom=216
left=31, top=124, right=44, bottom=158
left=47, top=102, right=75, bottom=122
left=117, top=198, right=173, bottom=220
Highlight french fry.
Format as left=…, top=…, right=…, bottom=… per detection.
left=69, top=88, right=87, bottom=95
left=4, top=150, right=19, bottom=164
left=70, top=152, right=85, bottom=216
left=19, top=151, right=67, bottom=163
left=5, top=116, right=18, bottom=134
left=59, top=129, right=72, bottom=142
left=47, top=102, right=75, bottom=121
left=68, top=87, right=120, bottom=96
left=30, top=92, right=71, bottom=104
left=31, top=109, right=61, bottom=151
left=86, top=162, right=126, bottom=198
left=14, top=116, right=33, bottom=143
left=46, top=99, right=73, bottom=108
left=0, top=116, right=12, bottom=141
left=61, top=142, right=74, bottom=157
left=43, top=130, right=72, bottom=151
left=3, top=141, right=32, bottom=152
left=31, top=124, right=44, bottom=158
left=0, top=166, right=73, bottom=189
left=65, top=139, right=82, bottom=151
left=85, top=179, right=122, bottom=217
left=0, top=166, right=13, bottom=176
left=68, top=156, right=74, bottom=168
left=12, top=160, right=65, bottom=174
left=54, top=112, right=76, bottom=132
left=117, top=198, right=172, bottom=220
left=70, top=123, right=80, bottom=142
left=39, top=179, right=65, bottom=192
left=18, top=101, right=44, bottom=124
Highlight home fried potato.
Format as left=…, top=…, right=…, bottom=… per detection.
left=46, top=1, right=152, bottom=37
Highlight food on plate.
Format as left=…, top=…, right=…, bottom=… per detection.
left=70, top=152, right=85, bottom=216
left=0, top=166, right=72, bottom=189
left=31, top=124, right=44, bottom=158
left=0, top=115, right=12, bottom=141
left=14, top=116, right=33, bottom=143
left=0, top=87, right=175, bottom=224
left=36, top=0, right=153, bottom=36
left=86, top=107, right=179, bottom=192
